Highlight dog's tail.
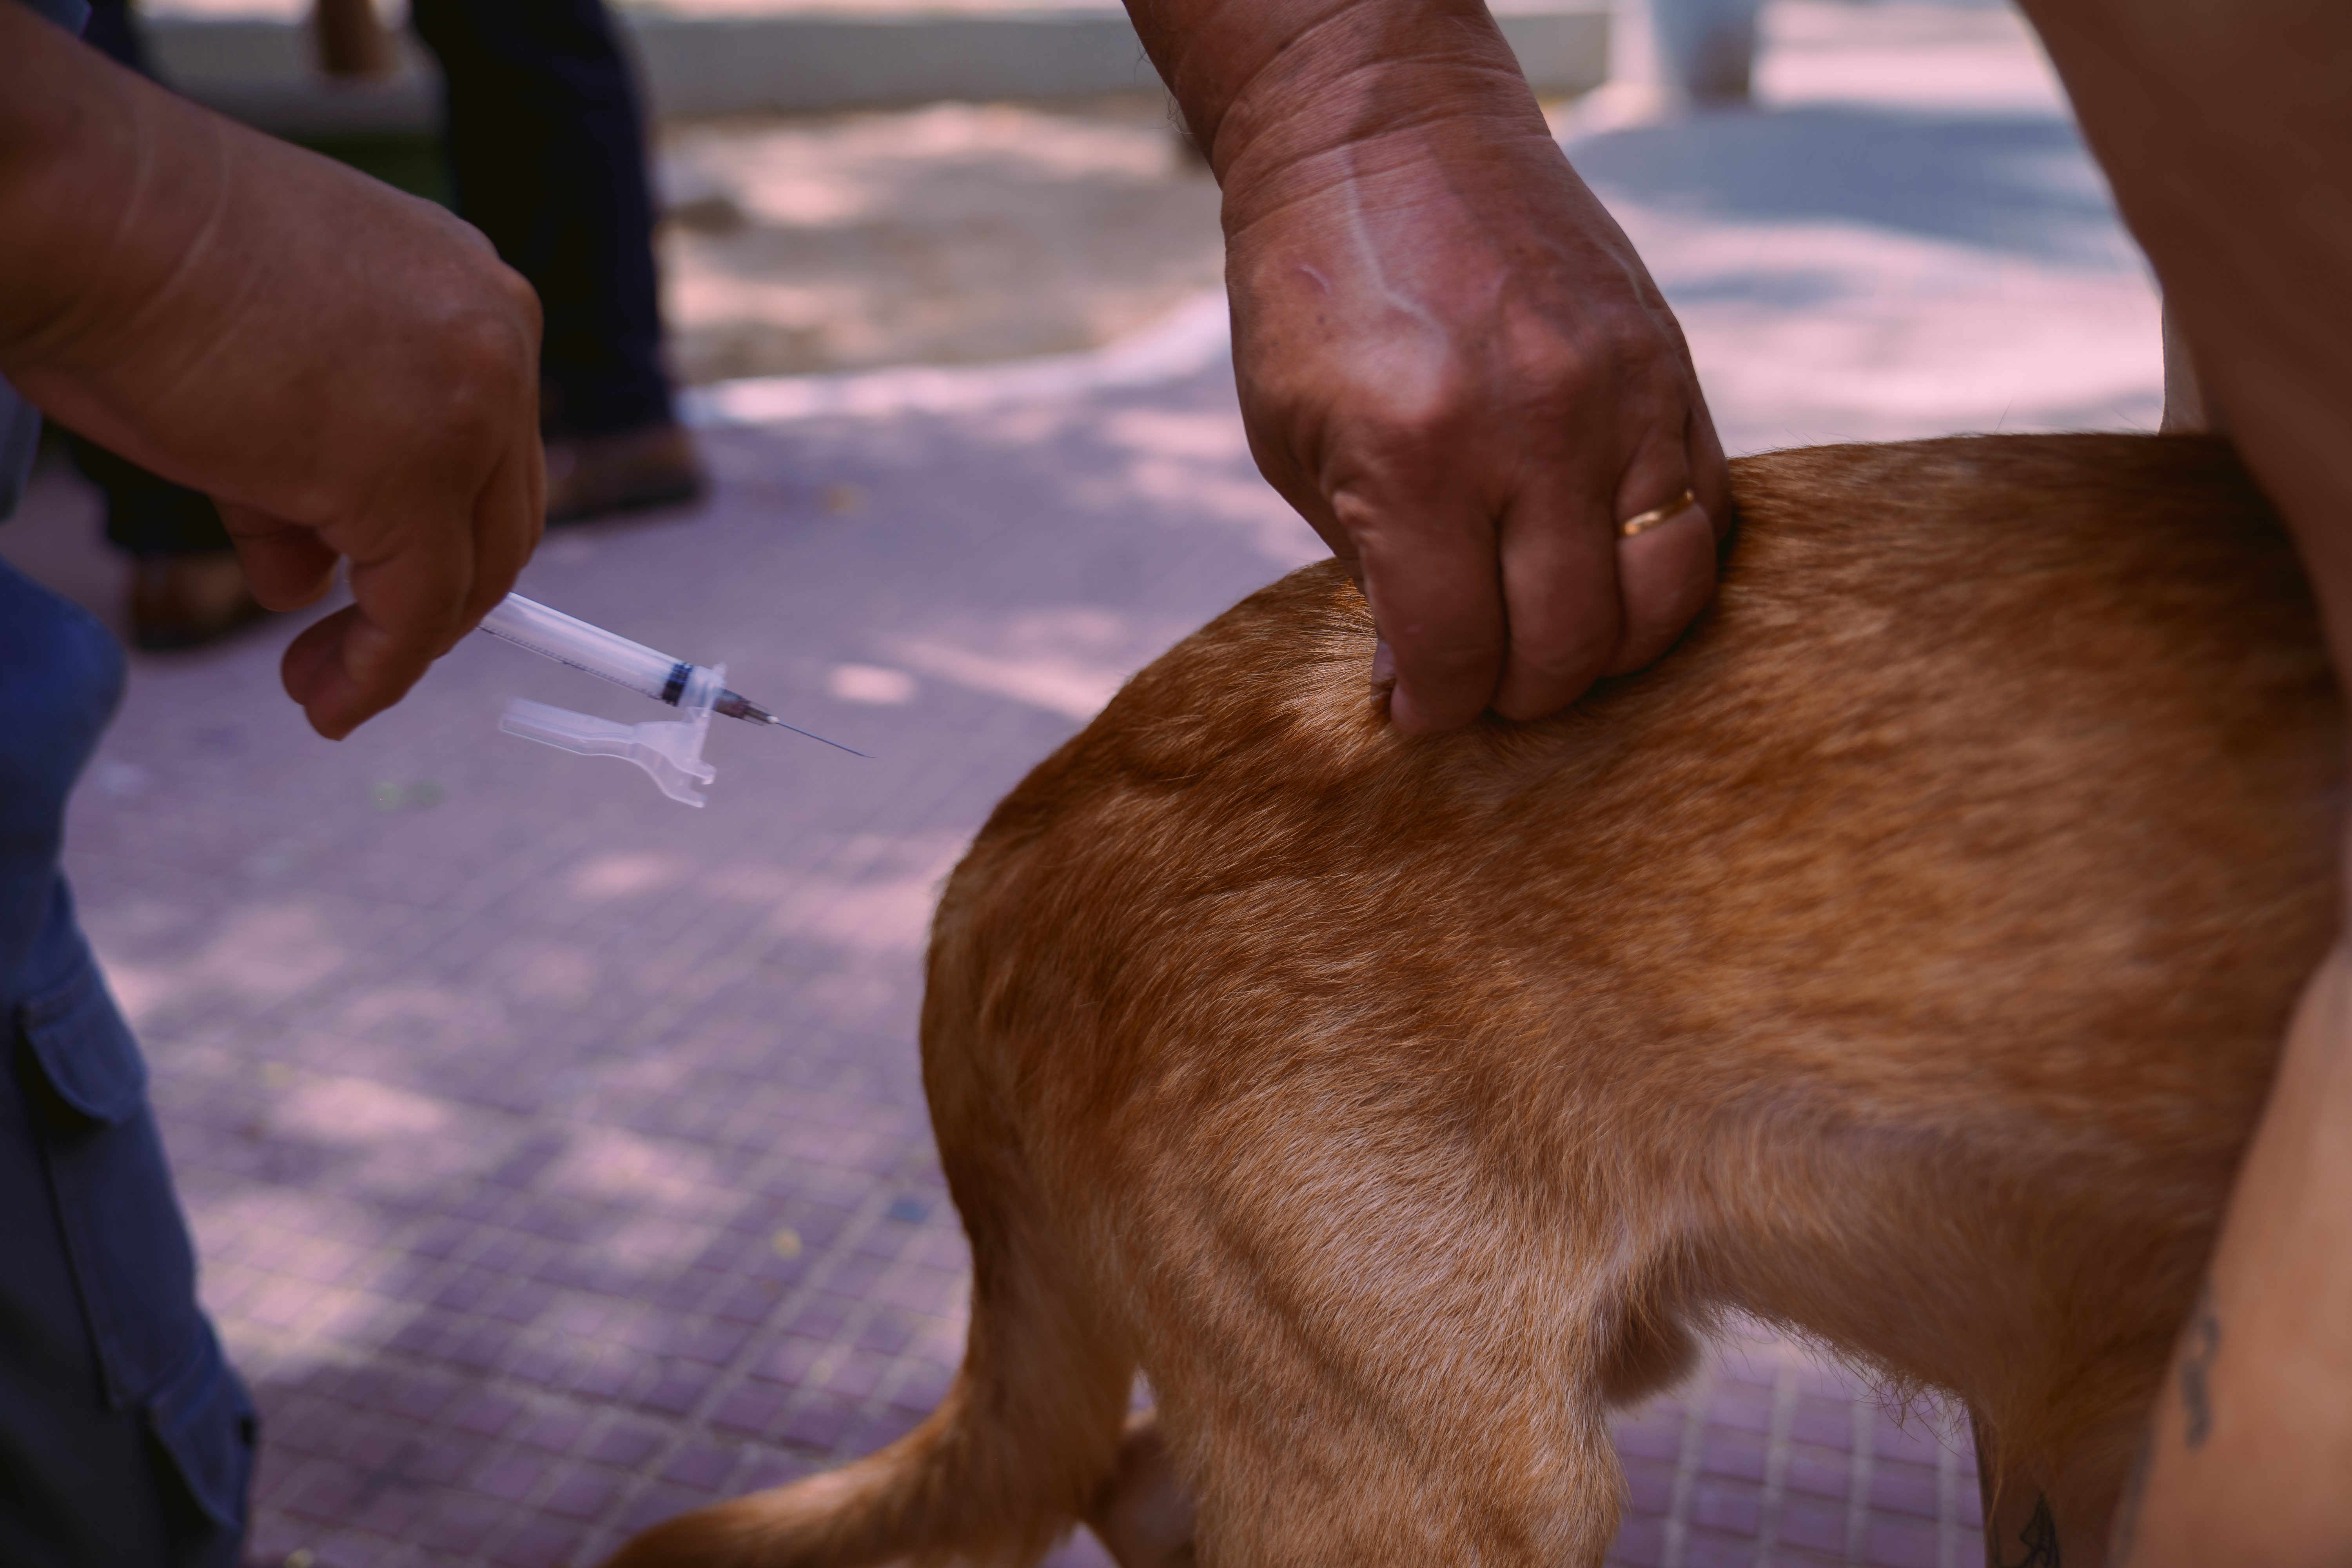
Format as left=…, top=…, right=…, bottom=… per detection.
left=600, top=1188, right=1129, bottom=1568
left=601, top=923, right=1132, bottom=1568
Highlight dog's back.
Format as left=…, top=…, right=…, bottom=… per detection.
left=611, top=434, right=2339, bottom=1568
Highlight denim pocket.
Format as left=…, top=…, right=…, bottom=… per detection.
left=18, top=956, right=204, bottom=1407
left=146, top=1321, right=259, bottom=1532
left=17, top=954, right=256, bottom=1534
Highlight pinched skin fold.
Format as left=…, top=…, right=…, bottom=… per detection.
left=606, top=434, right=2339, bottom=1568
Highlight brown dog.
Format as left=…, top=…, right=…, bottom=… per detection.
left=605, top=434, right=2339, bottom=1568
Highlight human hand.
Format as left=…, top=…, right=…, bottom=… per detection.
left=0, top=9, right=542, bottom=739
left=1135, top=1, right=1731, bottom=733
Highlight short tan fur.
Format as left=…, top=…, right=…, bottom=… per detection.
left=605, top=434, right=2340, bottom=1568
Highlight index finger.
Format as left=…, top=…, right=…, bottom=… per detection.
left=281, top=438, right=537, bottom=737
left=1343, top=486, right=1518, bottom=735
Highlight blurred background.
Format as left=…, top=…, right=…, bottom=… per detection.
left=2, top=0, right=2160, bottom=1562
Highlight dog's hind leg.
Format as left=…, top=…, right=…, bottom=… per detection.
left=601, top=1186, right=1131, bottom=1568
left=1102, top=1180, right=1648, bottom=1568
left=601, top=1070, right=1133, bottom=1568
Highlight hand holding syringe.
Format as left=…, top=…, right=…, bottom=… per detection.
left=479, top=594, right=862, bottom=807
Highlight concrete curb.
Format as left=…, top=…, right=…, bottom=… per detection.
left=147, top=4, right=1609, bottom=136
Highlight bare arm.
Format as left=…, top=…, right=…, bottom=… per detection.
left=2014, top=2, right=2352, bottom=1562
left=0, top=3, right=542, bottom=738
left=1126, top=0, right=1731, bottom=732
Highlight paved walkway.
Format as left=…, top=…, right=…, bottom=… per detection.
left=4, top=5, right=2157, bottom=1564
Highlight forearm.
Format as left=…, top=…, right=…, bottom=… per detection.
left=1126, top=0, right=1552, bottom=204
left=2019, top=0, right=2352, bottom=641
left=1122, top=0, right=1726, bottom=732
left=0, top=6, right=218, bottom=399
left=0, top=1, right=543, bottom=737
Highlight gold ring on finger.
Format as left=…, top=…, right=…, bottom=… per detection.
left=1618, top=489, right=1698, bottom=540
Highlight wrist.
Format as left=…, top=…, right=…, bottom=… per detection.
left=1139, top=1, right=1552, bottom=191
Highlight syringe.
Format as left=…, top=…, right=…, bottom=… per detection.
left=478, top=594, right=864, bottom=756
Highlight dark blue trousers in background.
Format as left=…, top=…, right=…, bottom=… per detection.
left=412, top=0, right=674, bottom=442
left=0, top=559, right=257, bottom=1567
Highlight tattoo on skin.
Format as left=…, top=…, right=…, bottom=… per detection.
left=1994, top=1494, right=2063, bottom=1568
left=2108, top=1423, right=2154, bottom=1566
left=2180, top=1283, right=2221, bottom=1450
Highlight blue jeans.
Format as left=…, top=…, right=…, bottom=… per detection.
left=0, top=559, right=256, bottom=1566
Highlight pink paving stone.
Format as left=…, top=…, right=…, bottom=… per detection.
left=1865, top=1514, right=1943, bottom=1568
left=639, top=1368, right=710, bottom=1416
left=1682, top=1526, right=1764, bottom=1568
left=1782, top=1441, right=1856, bottom=1499
left=1606, top=1512, right=1668, bottom=1567
left=762, top=1332, right=828, bottom=1383
left=711, top=1376, right=794, bottom=1436
left=333, top=1417, right=423, bottom=1474
left=1706, top=1383, right=1776, bottom=1434
left=1774, top=1548, right=1853, bottom=1568
left=348, top=1479, right=438, bottom=1537
left=873, top=1263, right=961, bottom=1314
left=1874, top=1416, right=1957, bottom=1466
left=302, top=1526, right=403, bottom=1568
left=1612, top=1411, right=1688, bottom=1461
left=1776, top=1494, right=1853, bottom=1555
left=472, top=1448, right=555, bottom=1504
left=447, top=1387, right=530, bottom=1439
left=282, top=1457, right=368, bottom=1521
left=777, top=1390, right=860, bottom=1453
left=1621, top=1455, right=1678, bottom=1514
left=568, top=1348, right=646, bottom=1401
left=1869, top=1457, right=1943, bottom=1519
left=785, top=1292, right=856, bottom=1340
left=913, top=1228, right=972, bottom=1270
left=486, top=1279, right=562, bottom=1326
left=679, top=1313, right=760, bottom=1367
left=1788, top=1396, right=1858, bottom=1446
left=513, top=1404, right=597, bottom=1457
left=822, top=1251, right=891, bottom=1298
left=541, top=1461, right=629, bottom=1521
left=1690, top=1475, right=1765, bottom=1535
left=587, top=1416, right=671, bottom=1470
left=445, top=1321, right=520, bottom=1375
left=848, top=1401, right=924, bottom=1452
left=505, top=1337, right=574, bottom=1387
left=819, top=1346, right=895, bottom=1399
left=851, top=1311, right=918, bottom=1356
left=1700, top=1427, right=1769, bottom=1482
left=416, top=1490, right=510, bottom=1554
left=488, top=1514, right=595, bottom=1568
left=614, top=1481, right=727, bottom=1538
left=886, top=1357, right=956, bottom=1415
left=731, top=1446, right=828, bottom=1494
left=662, top=1438, right=747, bottom=1490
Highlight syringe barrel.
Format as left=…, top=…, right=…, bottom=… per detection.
left=479, top=595, right=693, bottom=705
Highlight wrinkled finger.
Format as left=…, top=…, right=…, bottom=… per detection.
left=1607, top=407, right=1730, bottom=675
left=1490, top=478, right=1623, bottom=722
left=216, top=502, right=339, bottom=611
left=1609, top=500, right=1716, bottom=676
left=287, top=510, right=472, bottom=737
left=1345, top=489, right=1508, bottom=735
left=453, top=437, right=542, bottom=647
